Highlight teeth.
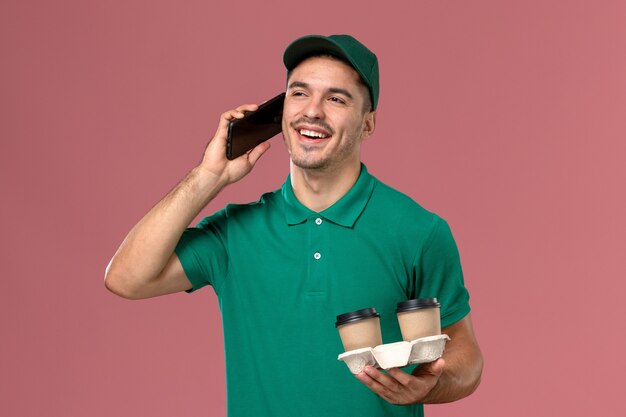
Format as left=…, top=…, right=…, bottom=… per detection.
left=299, top=129, right=328, bottom=139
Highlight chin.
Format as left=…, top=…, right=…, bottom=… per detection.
left=290, top=152, right=331, bottom=170
left=291, top=158, right=328, bottom=170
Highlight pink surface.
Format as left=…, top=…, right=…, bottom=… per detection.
left=2, top=1, right=625, bottom=416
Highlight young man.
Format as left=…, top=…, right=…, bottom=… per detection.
left=105, top=34, right=483, bottom=416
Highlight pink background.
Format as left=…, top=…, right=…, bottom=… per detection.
left=2, top=1, right=625, bottom=416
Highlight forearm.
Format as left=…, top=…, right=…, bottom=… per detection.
left=420, top=320, right=483, bottom=403
left=105, top=167, right=224, bottom=294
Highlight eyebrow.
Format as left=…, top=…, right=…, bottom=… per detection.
left=287, top=81, right=354, bottom=100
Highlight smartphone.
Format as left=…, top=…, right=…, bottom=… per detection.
left=226, top=92, right=285, bottom=160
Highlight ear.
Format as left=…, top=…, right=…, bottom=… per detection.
left=360, top=111, right=376, bottom=139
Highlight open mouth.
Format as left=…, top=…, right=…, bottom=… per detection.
left=298, top=128, right=329, bottom=139
left=292, top=121, right=333, bottom=143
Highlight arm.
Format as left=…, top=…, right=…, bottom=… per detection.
left=104, top=104, right=271, bottom=300
left=355, top=313, right=483, bottom=404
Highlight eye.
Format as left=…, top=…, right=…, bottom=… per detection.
left=291, top=91, right=307, bottom=97
left=329, top=96, right=346, bottom=104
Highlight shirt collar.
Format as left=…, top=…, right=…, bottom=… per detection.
left=281, top=163, right=376, bottom=228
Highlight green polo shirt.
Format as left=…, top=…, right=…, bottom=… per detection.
left=175, top=164, right=470, bottom=417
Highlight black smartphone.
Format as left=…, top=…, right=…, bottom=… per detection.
left=226, top=92, right=285, bottom=160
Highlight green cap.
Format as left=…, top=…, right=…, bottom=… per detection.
left=283, top=34, right=379, bottom=110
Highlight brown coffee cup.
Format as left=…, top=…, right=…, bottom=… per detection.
left=335, top=308, right=382, bottom=352
left=396, top=298, right=441, bottom=341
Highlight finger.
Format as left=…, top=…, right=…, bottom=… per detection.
left=355, top=371, right=396, bottom=402
left=363, top=366, right=403, bottom=391
left=235, top=103, right=259, bottom=113
left=413, top=358, right=445, bottom=379
left=386, top=367, right=417, bottom=387
left=219, top=105, right=256, bottom=125
left=215, top=103, right=260, bottom=136
left=211, top=107, right=250, bottom=147
left=246, top=141, right=271, bottom=165
left=214, top=110, right=240, bottom=137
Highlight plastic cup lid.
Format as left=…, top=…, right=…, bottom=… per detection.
left=395, top=298, right=440, bottom=313
left=335, top=308, right=380, bottom=327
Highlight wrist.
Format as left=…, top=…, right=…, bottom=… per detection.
left=185, top=166, right=227, bottom=205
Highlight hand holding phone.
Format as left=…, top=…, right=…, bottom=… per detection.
left=226, top=92, right=285, bottom=160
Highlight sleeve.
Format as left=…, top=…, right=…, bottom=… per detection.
left=414, top=214, right=471, bottom=328
left=174, top=209, right=229, bottom=294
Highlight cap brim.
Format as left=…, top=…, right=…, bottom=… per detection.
left=283, top=36, right=351, bottom=71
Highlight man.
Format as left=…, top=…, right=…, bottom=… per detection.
left=105, top=34, right=483, bottom=416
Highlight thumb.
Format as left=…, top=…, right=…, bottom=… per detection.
left=247, top=141, right=271, bottom=166
left=414, top=358, right=445, bottom=379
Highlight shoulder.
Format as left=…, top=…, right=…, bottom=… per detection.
left=195, top=188, right=283, bottom=229
left=368, top=174, right=441, bottom=230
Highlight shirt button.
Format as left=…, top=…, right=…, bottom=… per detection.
left=313, top=252, right=321, bottom=260
left=315, top=218, right=323, bottom=225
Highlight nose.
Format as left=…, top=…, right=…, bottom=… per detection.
left=302, top=96, right=324, bottom=119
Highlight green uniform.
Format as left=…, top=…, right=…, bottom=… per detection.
left=176, top=164, right=471, bottom=417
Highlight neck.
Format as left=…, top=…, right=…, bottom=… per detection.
left=289, top=160, right=361, bottom=212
